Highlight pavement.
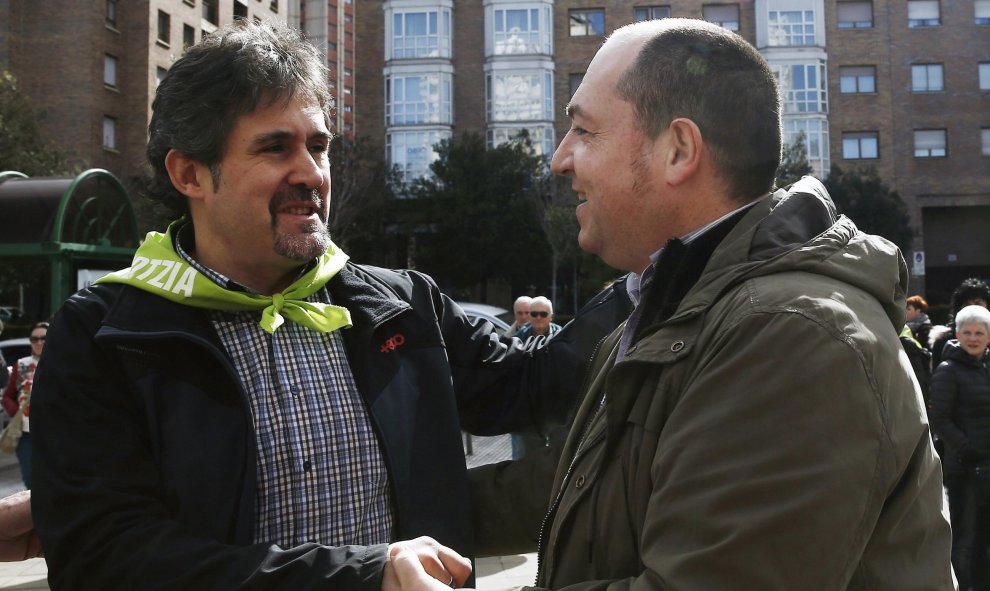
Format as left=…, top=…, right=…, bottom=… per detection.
left=0, top=434, right=536, bottom=590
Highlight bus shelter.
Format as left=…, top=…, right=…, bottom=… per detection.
left=0, top=169, right=139, bottom=320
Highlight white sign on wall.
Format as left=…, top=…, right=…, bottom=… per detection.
left=912, top=252, right=925, bottom=277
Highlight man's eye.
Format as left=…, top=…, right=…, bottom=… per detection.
left=572, top=126, right=588, bottom=136
left=310, top=143, right=328, bottom=153
left=263, top=144, right=285, bottom=153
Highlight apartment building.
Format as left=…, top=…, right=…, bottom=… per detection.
left=0, top=0, right=288, bottom=198
left=295, top=0, right=356, bottom=136
left=354, top=0, right=990, bottom=299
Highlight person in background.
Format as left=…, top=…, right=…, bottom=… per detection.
left=514, top=296, right=561, bottom=342
left=930, top=304, right=990, bottom=591
left=930, top=277, right=990, bottom=365
left=1, top=321, right=48, bottom=489
left=906, top=294, right=932, bottom=346
left=504, top=295, right=532, bottom=338
left=511, top=296, right=564, bottom=460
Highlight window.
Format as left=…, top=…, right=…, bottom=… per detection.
left=183, top=24, right=195, bottom=48
left=156, top=67, right=168, bottom=87
left=392, top=10, right=452, bottom=58
left=783, top=118, right=830, bottom=175
left=234, top=1, right=248, bottom=20
left=493, top=7, right=550, bottom=55
left=569, top=9, right=605, bottom=36
left=911, top=64, right=944, bottom=92
left=768, top=10, right=816, bottom=46
left=777, top=63, right=827, bottom=113
left=157, top=11, right=170, bottom=45
left=703, top=4, right=740, bottom=31
left=842, top=132, right=878, bottom=159
left=978, top=0, right=990, bottom=25
left=983, top=128, right=990, bottom=156
left=908, top=1, right=940, bottom=27
left=487, top=70, right=554, bottom=122
left=106, top=0, right=118, bottom=27
left=914, top=129, right=946, bottom=157
left=487, top=125, right=555, bottom=156
left=270, top=0, right=279, bottom=13
left=104, top=54, right=118, bottom=87
left=202, top=0, right=218, bottom=25
left=569, top=73, right=584, bottom=98
left=387, top=129, right=450, bottom=183
left=386, top=74, right=452, bottom=125
left=836, top=1, right=872, bottom=28
left=103, top=117, right=117, bottom=150
left=839, top=66, right=876, bottom=93
left=981, top=62, right=990, bottom=90
left=634, top=6, right=671, bottom=21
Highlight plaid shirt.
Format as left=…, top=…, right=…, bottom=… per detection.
left=176, top=226, right=393, bottom=547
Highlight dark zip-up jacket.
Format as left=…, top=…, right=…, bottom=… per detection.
left=930, top=340, right=990, bottom=476
left=31, top=262, right=590, bottom=590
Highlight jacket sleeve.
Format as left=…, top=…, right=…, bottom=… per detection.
left=526, top=308, right=949, bottom=591
left=1, top=364, right=19, bottom=417
left=31, top=293, right=388, bottom=591
left=445, top=277, right=629, bottom=437
left=929, top=361, right=968, bottom=454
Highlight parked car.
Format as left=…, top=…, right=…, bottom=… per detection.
left=456, top=302, right=512, bottom=336
left=0, top=338, right=30, bottom=368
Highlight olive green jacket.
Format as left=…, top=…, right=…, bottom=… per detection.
left=472, top=177, right=954, bottom=590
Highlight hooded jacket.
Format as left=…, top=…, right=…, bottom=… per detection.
left=473, top=177, right=953, bottom=590
left=31, top=262, right=591, bottom=590
left=930, top=339, right=990, bottom=476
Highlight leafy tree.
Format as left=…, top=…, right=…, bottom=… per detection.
left=824, top=165, right=913, bottom=253
left=326, top=135, right=397, bottom=256
left=410, top=132, right=550, bottom=298
left=775, top=131, right=814, bottom=189
left=0, top=71, right=73, bottom=176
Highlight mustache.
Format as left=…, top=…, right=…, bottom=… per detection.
left=268, top=188, right=324, bottom=217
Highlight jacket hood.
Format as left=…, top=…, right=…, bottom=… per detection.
left=941, top=339, right=989, bottom=367
left=685, top=176, right=908, bottom=331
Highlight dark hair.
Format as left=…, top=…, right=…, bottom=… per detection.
left=146, top=20, right=332, bottom=218
left=614, top=19, right=782, bottom=201
left=30, top=322, right=49, bottom=333
left=949, top=277, right=990, bottom=319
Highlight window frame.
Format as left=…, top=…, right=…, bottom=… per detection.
left=703, top=4, right=741, bottom=32
left=157, top=10, right=171, bottom=46
left=486, top=69, right=554, bottom=123
left=568, top=8, right=605, bottom=37
left=978, top=0, right=990, bottom=25
left=105, top=0, right=118, bottom=28
left=633, top=6, right=671, bottom=22
left=768, top=9, right=817, bottom=46
left=102, top=116, right=118, bottom=151
left=842, top=131, right=879, bottom=160
left=836, top=1, right=873, bottom=29
left=911, top=63, right=944, bottom=92
left=838, top=65, right=876, bottom=94
left=982, top=128, right=990, bottom=156
left=913, top=129, right=947, bottom=158
left=492, top=6, right=551, bottom=55
left=391, top=9, right=453, bottom=59
left=980, top=62, right=990, bottom=91
left=103, top=54, right=118, bottom=88
left=907, top=0, right=940, bottom=28
left=385, top=73, right=453, bottom=126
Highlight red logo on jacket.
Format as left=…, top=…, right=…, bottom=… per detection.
left=380, top=333, right=406, bottom=353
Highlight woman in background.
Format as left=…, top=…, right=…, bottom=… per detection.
left=2, top=322, right=48, bottom=489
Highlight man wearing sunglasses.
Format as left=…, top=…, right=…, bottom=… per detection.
left=515, top=296, right=561, bottom=343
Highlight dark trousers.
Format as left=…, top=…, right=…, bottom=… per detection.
left=947, top=468, right=990, bottom=591
left=15, top=432, right=31, bottom=489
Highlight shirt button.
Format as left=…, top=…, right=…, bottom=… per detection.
left=575, top=475, right=586, bottom=489
left=670, top=341, right=685, bottom=352
left=303, top=459, right=312, bottom=472
left=290, top=385, right=301, bottom=396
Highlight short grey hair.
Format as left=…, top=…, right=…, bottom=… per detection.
left=955, top=305, right=990, bottom=333
left=513, top=296, right=533, bottom=311
left=530, top=296, right=553, bottom=313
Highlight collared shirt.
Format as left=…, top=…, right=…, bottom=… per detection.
left=617, top=199, right=763, bottom=361
left=175, top=223, right=394, bottom=547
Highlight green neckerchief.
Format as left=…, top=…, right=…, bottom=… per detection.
left=96, top=222, right=352, bottom=334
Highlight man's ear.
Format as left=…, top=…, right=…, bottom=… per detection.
left=662, top=118, right=704, bottom=186
left=164, top=149, right=212, bottom=200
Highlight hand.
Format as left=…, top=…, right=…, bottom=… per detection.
left=382, top=536, right=471, bottom=591
left=0, top=491, right=42, bottom=561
